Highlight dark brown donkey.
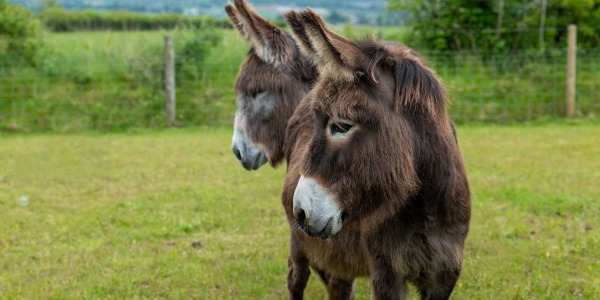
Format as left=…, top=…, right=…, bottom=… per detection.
left=225, top=0, right=316, bottom=170
left=280, top=9, right=471, bottom=299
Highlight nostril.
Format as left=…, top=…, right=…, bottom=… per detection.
left=233, top=147, right=242, bottom=161
left=295, top=209, right=306, bottom=227
left=341, top=211, right=348, bottom=223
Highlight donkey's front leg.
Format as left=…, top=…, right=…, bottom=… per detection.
left=369, top=264, right=407, bottom=300
left=311, top=267, right=356, bottom=300
left=288, top=234, right=311, bottom=300
left=366, top=240, right=408, bottom=300
left=327, top=276, right=356, bottom=300
left=415, top=268, right=462, bottom=300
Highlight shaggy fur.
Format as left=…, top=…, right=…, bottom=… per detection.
left=227, top=2, right=359, bottom=297
left=225, top=0, right=316, bottom=166
left=281, top=9, right=471, bottom=300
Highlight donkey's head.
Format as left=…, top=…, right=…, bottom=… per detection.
left=286, top=9, right=458, bottom=239
left=225, top=0, right=316, bottom=170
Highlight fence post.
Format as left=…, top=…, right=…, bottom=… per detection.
left=566, top=24, right=577, bottom=118
left=164, top=35, right=176, bottom=126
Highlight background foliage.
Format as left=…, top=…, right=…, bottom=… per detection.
left=0, top=0, right=44, bottom=66
left=387, top=0, right=600, bottom=51
left=38, top=8, right=231, bottom=32
left=0, top=1, right=598, bottom=132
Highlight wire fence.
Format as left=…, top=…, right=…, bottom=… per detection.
left=0, top=28, right=599, bottom=132
left=428, top=49, right=599, bottom=121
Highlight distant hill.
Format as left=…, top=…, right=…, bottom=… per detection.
left=9, top=0, right=402, bottom=25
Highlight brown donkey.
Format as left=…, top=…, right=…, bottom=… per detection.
left=225, top=0, right=343, bottom=293
left=281, top=9, right=471, bottom=299
left=225, top=0, right=316, bottom=170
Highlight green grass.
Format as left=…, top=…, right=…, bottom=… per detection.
left=1, top=29, right=248, bottom=132
left=1, top=122, right=599, bottom=299
left=2, top=28, right=599, bottom=132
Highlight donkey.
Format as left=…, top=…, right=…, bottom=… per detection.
left=224, top=0, right=316, bottom=171
left=225, top=1, right=351, bottom=294
left=280, top=9, right=472, bottom=299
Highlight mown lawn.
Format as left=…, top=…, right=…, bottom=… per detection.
left=0, top=122, right=599, bottom=299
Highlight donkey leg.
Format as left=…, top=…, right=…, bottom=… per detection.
left=311, top=266, right=355, bottom=300
left=311, top=266, right=331, bottom=286
left=365, top=241, right=408, bottom=299
left=327, top=276, right=356, bottom=300
left=415, top=268, right=461, bottom=300
left=365, top=252, right=407, bottom=300
left=288, top=235, right=311, bottom=300
left=369, top=268, right=408, bottom=300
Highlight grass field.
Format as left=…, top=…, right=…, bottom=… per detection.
left=1, top=122, right=599, bottom=299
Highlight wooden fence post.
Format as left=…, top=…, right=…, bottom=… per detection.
left=566, top=24, right=576, bottom=118
left=164, top=35, right=176, bottom=126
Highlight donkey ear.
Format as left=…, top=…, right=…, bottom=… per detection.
left=287, top=8, right=369, bottom=82
left=284, top=10, right=317, bottom=58
left=225, top=0, right=292, bottom=65
left=224, top=3, right=246, bottom=36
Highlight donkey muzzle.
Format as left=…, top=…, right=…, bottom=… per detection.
left=231, top=130, right=268, bottom=171
left=292, top=176, right=343, bottom=239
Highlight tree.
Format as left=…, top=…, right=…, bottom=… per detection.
left=525, top=0, right=600, bottom=49
left=387, top=0, right=600, bottom=51
left=37, top=0, right=62, bottom=12
left=0, top=2, right=44, bottom=66
left=388, top=0, right=502, bottom=51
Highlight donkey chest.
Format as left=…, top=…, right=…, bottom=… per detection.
left=383, top=222, right=467, bottom=281
left=293, top=222, right=466, bottom=282
left=294, top=230, right=370, bottom=279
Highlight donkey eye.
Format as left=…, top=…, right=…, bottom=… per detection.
left=330, top=122, right=353, bottom=134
